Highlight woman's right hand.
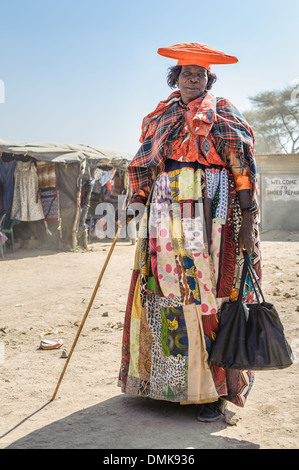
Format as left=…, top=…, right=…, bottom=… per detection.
left=238, top=209, right=254, bottom=255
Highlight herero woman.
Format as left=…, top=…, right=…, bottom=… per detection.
left=118, top=43, right=262, bottom=422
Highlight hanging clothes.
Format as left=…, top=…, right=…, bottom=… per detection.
left=92, top=168, right=103, bottom=194
left=0, top=157, right=16, bottom=222
left=101, top=170, right=112, bottom=187
left=40, top=189, right=60, bottom=221
left=36, top=161, right=56, bottom=189
left=11, top=161, right=44, bottom=221
left=111, top=171, right=122, bottom=197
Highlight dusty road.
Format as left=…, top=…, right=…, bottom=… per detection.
left=0, top=231, right=298, bottom=449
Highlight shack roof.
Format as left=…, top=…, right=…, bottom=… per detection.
left=0, top=140, right=133, bottom=166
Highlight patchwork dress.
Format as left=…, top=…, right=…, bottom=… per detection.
left=118, top=91, right=262, bottom=408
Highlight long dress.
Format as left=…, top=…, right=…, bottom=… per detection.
left=11, top=161, right=44, bottom=221
left=118, top=91, right=262, bottom=408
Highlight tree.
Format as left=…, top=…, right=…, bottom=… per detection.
left=243, top=86, right=299, bottom=154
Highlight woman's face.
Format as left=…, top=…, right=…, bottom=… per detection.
left=177, top=65, right=208, bottom=104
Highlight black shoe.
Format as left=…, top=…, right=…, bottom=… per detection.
left=197, top=399, right=226, bottom=423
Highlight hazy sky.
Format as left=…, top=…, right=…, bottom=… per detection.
left=0, top=0, right=298, bottom=155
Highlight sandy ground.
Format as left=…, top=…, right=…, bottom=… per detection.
left=0, top=230, right=299, bottom=450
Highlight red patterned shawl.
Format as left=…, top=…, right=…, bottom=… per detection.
left=128, top=91, right=256, bottom=201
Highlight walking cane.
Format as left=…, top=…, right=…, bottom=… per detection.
left=51, top=225, right=122, bottom=401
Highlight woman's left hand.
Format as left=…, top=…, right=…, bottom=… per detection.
left=238, top=209, right=254, bottom=255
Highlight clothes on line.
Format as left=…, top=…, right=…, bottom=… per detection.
left=11, top=161, right=44, bottom=222
left=0, top=158, right=16, bottom=223
left=40, top=189, right=60, bottom=221
left=37, top=161, right=56, bottom=189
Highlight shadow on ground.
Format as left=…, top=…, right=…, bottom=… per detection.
left=3, top=395, right=259, bottom=449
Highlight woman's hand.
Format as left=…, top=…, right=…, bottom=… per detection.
left=238, top=209, right=254, bottom=255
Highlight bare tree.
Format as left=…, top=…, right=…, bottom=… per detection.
left=243, top=87, right=299, bottom=154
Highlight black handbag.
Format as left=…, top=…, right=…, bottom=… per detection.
left=209, top=251, right=294, bottom=370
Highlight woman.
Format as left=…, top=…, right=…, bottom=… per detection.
left=118, top=43, right=262, bottom=422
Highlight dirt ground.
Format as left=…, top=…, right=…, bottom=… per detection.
left=0, top=230, right=299, bottom=450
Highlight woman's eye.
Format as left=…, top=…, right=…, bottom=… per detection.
left=183, top=72, right=206, bottom=79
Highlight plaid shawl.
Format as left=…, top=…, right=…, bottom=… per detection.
left=129, top=91, right=256, bottom=199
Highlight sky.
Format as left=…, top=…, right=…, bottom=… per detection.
left=0, top=0, right=299, bottom=155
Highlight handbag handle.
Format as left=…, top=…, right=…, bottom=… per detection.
left=237, top=252, right=250, bottom=302
left=237, top=251, right=265, bottom=304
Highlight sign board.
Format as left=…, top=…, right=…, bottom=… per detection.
left=260, top=173, right=299, bottom=231
left=264, top=175, right=299, bottom=201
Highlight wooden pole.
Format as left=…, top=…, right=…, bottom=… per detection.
left=72, top=189, right=81, bottom=250
left=51, top=226, right=121, bottom=401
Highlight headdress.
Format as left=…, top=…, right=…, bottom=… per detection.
left=157, top=42, right=238, bottom=71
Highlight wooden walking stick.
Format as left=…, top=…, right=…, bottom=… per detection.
left=51, top=225, right=122, bottom=401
